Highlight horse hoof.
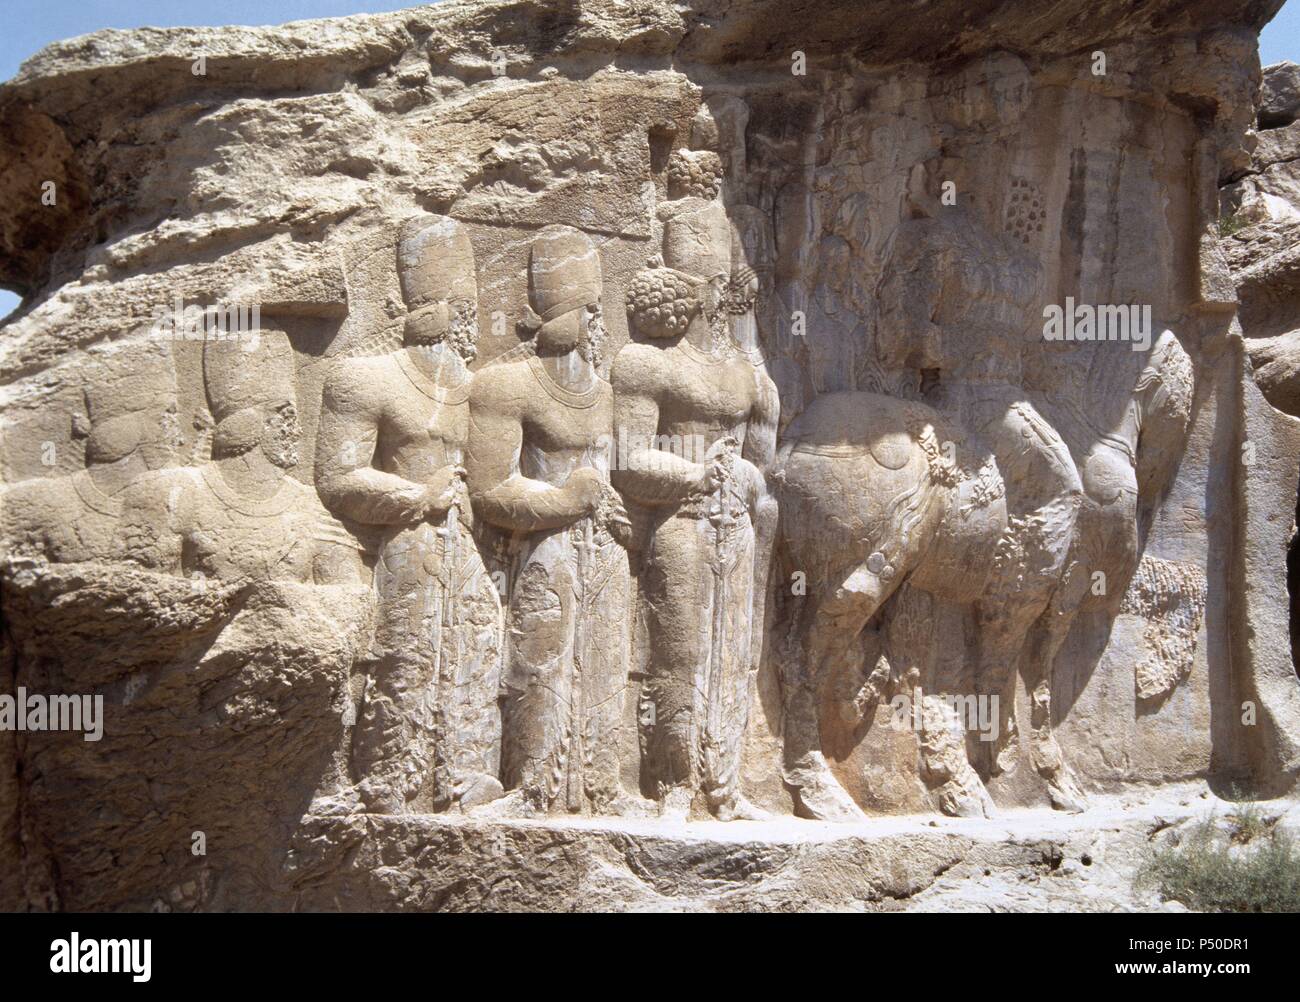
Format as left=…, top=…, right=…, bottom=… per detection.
left=1048, top=778, right=1088, bottom=814
left=789, top=757, right=868, bottom=822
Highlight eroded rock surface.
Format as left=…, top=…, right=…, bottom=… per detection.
left=1, top=0, right=1298, bottom=911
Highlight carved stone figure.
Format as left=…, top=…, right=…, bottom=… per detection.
left=122, top=331, right=363, bottom=586
left=700, top=97, right=807, bottom=432
left=3, top=0, right=1297, bottom=913
left=1025, top=325, right=1195, bottom=796
left=876, top=206, right=1087, bottom=809
left=2, top=340, right=181, bottom=565
left=611, top=128, right=781, bottom=819
left=613, top=248, right=778, bottom=819
left=466, top=224, right=633, bottom=816
left=315, top=214, right=504, bottom=815
left=721, top=203, right=784, bottom=664
left=1052, top=328, right=1196, bottom=622
left=773, top=391, right=1007, bottom=819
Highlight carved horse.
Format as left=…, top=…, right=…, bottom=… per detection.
left=772, top=391, right=1007, bottom=820
left=997, top=327, right=1195, bottom=809
left=771, top=329, right=1194, bottom=821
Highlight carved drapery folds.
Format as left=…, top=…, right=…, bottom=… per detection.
left=466, top=224, right=633, bottom=816
left=8, top=17, right=1294, bottom=902
left=0, top=172, right=1212, bottom=827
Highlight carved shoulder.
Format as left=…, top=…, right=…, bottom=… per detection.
left=468, top=359, right=531, bottom=419
left=119, top=467, right=203, bottom=572
left=610, top=343, right=667, bottom=399
left=0, top=477, right=68, bottom=555
left=122, top=467, right=201, bottom=515
left=1, top=476, right=64, bottom=523
left=320, top=355, right=393, bottom=419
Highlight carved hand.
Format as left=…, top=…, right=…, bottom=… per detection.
left=563, top=466, right=606, bottom=516
left=597, top=482, right=635, bottom=548
left=692, top=436, right=736, bottom=496
left=419, top=465, right=467, bottom=520
left=380, top=482, right=433, bottom=524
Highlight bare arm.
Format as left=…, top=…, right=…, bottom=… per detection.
left=466, top=371, right=592, bottom=531
left=610, top=350, right=708, bottom=506
left=704, top=364, right=774, bottom=514
left=742, top=367, right=779, bottom=474
left=315, top=362, right=445, bottom=526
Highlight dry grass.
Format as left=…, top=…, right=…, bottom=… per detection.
left=1137, top=804, right=1300, bottom=912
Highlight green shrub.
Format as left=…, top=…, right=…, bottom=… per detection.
left=1218, top=213, right=1248, bottom=237
left=1137, top=808, right=1300, bottom=912
left=1226, top=802, right=1276, bottom=844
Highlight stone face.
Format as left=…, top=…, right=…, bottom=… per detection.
left=0, top=0, right=1297, bottom=912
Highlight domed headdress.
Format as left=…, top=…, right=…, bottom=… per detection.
left=203, top=330, right=296, bottom=456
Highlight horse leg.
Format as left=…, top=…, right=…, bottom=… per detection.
left=783, top=562, right=903, bottom=821
left=1022, top=556, right=1090, bottom=812
left=973, top=490, right=1082, bottom=782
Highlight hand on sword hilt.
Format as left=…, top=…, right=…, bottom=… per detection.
left=421, top=465, right=467, bottom=522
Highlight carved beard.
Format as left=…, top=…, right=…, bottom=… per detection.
left=580, top=306, right=608, bottom=370
left=704, top=290, right=731, bottom=351
left=405, top=301, right=479, bottom=362
left=263, top=406, right=300, bottom=470
left=265, top=436, right=299, bottom=470
left=445, top=301, right=479, bottom=363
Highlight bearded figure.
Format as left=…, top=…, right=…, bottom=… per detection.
left=314, top=214, right=504, bottom=815
left=611, top=251, right=778, bottom=821
left=121, top=330, right=363, bottom=586
left=466, top=225, right=635, bottom=817
left=2, top=339, right=182, bottom=565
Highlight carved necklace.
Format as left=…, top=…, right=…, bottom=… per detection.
left=200, top=463, right=297, bottom=518
left=527, top=354, right=602, bottom=409
left=727, top=331, right=766, bottom=367
left=397, top=348, right=471, bottom=406
left=71, top=468, right=125, bottom=517
left=676, top=331, right=732, bottom=367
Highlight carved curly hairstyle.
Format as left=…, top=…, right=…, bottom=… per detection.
left=667, top=149, right=723, bottom=201
left=626, top=264, right=699, bottom=338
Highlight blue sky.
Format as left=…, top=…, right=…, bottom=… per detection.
left=1, top=0, right=1298, bottom=318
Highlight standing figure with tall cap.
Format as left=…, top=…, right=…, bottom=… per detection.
left=466, top=224, right=635, bottom=817
left=315, top=214, right=504, bottom=815
left=121, top=329, right=363, bottom=587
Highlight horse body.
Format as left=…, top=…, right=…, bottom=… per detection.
left=770, top=330, right=1194, bottom=820
left=773, top=390, right=1006, bottom=819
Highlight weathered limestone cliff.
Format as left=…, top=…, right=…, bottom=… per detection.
left=1, top=0, right=1297, bottom=911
